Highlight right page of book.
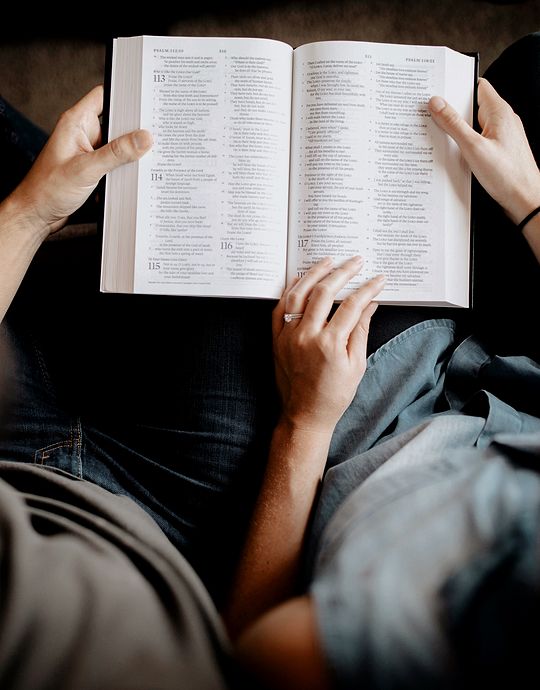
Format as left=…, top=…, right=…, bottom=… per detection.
left=287, top=41, right=475, bottom=306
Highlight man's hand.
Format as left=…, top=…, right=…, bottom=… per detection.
left=429, top=78, right=540, bottom=225
left=8, top=85, right=152, bottom=240
left=0, top=86, right=152, bottom=325
left=272, top=257, right=385, bottom=434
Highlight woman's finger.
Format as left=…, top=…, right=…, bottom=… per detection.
left=273, top=258, right=335, bottom=336
left=476, top=77, right=512, bottom=131
left=428, top=94, right=481, bottom=155
left=301, top=256, right=364, bottom=330
left=272, top=274, right=300, bottom=335
left=284, top=257, right=334, bottom=315
left=326, top=274, right=385, bottom=337
left=347, top=299, right=379, bottom=364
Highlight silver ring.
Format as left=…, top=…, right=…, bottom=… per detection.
left=283, top=312, right=304, bottom=323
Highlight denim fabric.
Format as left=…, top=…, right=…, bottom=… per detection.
left=308, top=319, right=540, bottom=689
left=311, top=433, right=540, bottom=690
left=0, top=292, right=278, bottom=604
left=310, top=320, right=540, bottom=562
left=328, top=319, right=459, bottom=468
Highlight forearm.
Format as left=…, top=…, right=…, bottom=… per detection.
left=224, top=418, right=332, bottom=640
left=0, top=194, right=47, bottom=324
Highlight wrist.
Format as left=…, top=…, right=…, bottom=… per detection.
left=276, top=413, right=335, bottom=442
left=271, top=415, right=333, bottom=479
left=1, top=190, right=50, bottom=245
left=521, top=211, right=540, bottom=250
left=506, top=181, right=540, bottom=226
left=515, top=204, right=540, bottom=231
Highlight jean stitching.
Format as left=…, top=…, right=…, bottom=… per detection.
left=34, top=439, right=72, bottom=464
left=74, top=416, right=83, bottom=478
left=34, top=420, right=74, bottom=465
left=33, top=418, right=83, bottom=478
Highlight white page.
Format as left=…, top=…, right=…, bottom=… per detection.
left=288, top=41, right=473, bottom=304
left=135, top=36, right=292, bottom=297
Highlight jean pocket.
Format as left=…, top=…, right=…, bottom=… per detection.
left=34, top=417, right=83, bottom=479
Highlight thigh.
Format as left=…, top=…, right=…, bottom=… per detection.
left=7, top=235, right=279, bottom=603
left=0, top=320, right=83, bottom=477
left=81, top=291, right=278, bottom=604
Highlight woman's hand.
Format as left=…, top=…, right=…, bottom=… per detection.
left=7, top=85, right=152, bottom=240
left=226, top=258, right=384, bottom=639
left=429, top=78, right=540, bottom=224
left=272, top=256, right=385, bottom=435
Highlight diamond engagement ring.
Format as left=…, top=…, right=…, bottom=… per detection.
left=283, top=313, right=304, bottom=323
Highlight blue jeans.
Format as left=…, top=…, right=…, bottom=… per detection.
left=1, top=245, right=278, bottom=603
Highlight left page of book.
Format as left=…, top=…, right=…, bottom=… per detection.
left=103, top=36, right=293, bottom=298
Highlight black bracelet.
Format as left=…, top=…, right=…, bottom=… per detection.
left=517, top=205, right=540, bottom=232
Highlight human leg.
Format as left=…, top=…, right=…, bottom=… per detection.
left=2, top=233, right=279, bottom=604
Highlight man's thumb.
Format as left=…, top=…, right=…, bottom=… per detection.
left=428, top=96, right=477, bottom=151
left=88, top=129, right=153, bottom=179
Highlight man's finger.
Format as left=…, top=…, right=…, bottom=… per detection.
left=67, top=85, right=105, bottom=120
left=85, top=129, right=153, bottom=180
left=428, top=94, right=481, bottom=151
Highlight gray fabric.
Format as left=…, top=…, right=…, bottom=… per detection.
left=309, top=319, right=540, bottom=689
left=0, top=461, right=231, bottom=690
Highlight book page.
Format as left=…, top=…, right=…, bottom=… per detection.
left=288, top=41, right=474, bottom=305
left=135, top=36, right=293, bottom=297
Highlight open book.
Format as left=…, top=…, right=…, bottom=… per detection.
left=102, top=36, right=476, bottom=306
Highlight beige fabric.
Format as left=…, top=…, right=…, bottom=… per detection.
left=0, top=461, right=231, bottom=690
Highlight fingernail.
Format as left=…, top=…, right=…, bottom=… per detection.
left=134, top=130, right=152, bottom=151
left=351, top=255, right=363, bottom=264
left=429, top=96, right=446, bottom=113
left=373, top=274, right=386, bottom=284
left=321, top=256, right=333, bottom=265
